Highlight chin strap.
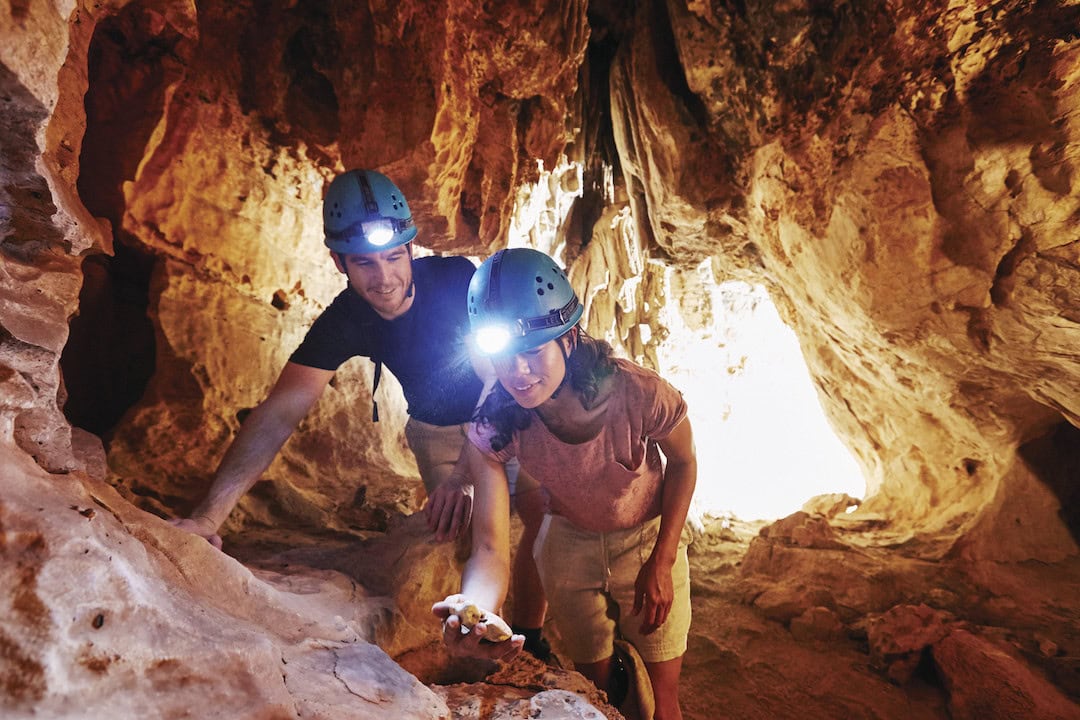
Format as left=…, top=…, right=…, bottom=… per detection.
left=549, top=327, right=577, bottom=400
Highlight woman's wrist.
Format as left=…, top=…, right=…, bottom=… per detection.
left=650, top=541, right=678, bottom=566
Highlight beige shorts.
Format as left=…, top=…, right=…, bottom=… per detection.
left=533, top=513, right=691, bottom=665
left=404, top=418, right=468, bottom=494
left=403, top=417, right=529, bottom=499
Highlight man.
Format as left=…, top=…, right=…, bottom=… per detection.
left=170, top=169, right=551, bottom=659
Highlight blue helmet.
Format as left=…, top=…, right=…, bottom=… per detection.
left=323, top=169, right=417, bottom=254
left=468, top=248, right=583, bottom=356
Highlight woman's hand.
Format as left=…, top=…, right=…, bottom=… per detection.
left=631, top=553, right=675, bottom=635
left=432, top=594, right=525, bottom=661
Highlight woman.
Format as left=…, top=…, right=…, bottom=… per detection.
left=432, top=248, right=696, bottom=720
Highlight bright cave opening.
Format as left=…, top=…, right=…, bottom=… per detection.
left=657, top=277, right=865, bottom=522
left=510, top=161, right=867, bottom=523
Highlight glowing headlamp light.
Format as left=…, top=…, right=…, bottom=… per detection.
left=362, top=220, right=395, bottom=247
left=475, top=324, right=514, bottom=355
left=472, top=295, right=580, bottom=356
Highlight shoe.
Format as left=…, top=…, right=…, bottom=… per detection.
left=525, top=633, right=553, bottom=662
left=512, top=625, right=554, bottom=663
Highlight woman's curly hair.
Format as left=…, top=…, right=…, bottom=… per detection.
left=474, top=328, right=618, bottom=452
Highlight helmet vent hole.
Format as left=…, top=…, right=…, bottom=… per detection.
left=547, top=283, right=554, bottom=290
left=537, top=289, right=545, bottom=296
left=535, top=276, right=542, bottom=283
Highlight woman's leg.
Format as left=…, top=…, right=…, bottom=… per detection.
left=605, top=518, right=692, bottom=720
left=573, top=656, right=615, bottom=697
left=581, top=651, right=677, bottom=720
left=533, top=515, right=616, bottom=672
left=645, top=655, right=684, bottom=720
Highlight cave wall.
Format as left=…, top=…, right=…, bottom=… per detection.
left=3, top=0, right=1079, bottom=571
left=606, top=0, right=1080, bottom=559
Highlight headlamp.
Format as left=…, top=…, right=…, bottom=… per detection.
left=475, top=325, right=513, bottom=355
left=325, top=215, right=415, bottom=250
left=473, top=295, right=580, bottom=356
left=362, top=220, right=395, bottom=247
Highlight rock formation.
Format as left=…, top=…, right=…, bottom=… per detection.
left=2, top=0, right=1078, bottom=718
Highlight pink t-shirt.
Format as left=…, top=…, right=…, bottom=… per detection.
left=469, top=359, right=688, bottom=532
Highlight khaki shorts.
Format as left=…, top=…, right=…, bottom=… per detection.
left=533, top=513, right=691, bottom=665
left=404, top=418, right=468, bottom=494
left=404, top=417, right=528, bottom=499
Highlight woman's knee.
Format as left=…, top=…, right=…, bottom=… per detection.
left=645, top=655, right=684, bottom=709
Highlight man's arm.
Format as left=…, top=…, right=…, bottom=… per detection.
left=171, top=362, right=335, bottom=545
left=424, top=442, right=475, bottom=542
left=424, top=349, right=498, bottom=541
left=632, top=417, right=697, bottom=634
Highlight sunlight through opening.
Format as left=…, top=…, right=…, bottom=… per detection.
left=653, top=269, right=866, bottom=522
left=506, top=159, right=865, bottom=523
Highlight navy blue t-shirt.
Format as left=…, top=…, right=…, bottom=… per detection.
left=289, top=255, right=483, bottom=426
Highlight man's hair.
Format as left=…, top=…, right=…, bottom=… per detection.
left=473, top=329, right=618, bottom=452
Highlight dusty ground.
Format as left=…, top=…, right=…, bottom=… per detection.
left=678, top=519, right=946, bottom=720
left=223, top=512, right=1080, bottom=719
left=678, top=517, right=1080, bottom=720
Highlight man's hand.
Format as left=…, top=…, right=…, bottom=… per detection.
left=424, top=477, right=474, bottom=542
left=432, top=594, right=524, bottom=661
left=631, top=552, right=675, bottom=635
left=168, top=516, right=223, bottom=550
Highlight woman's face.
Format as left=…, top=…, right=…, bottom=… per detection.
left=493, top=338, right=568, bottom=409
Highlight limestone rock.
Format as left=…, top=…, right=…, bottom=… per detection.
left=281, top=640, right=449, bottom=720
left=801, top=493, right=861, bottom=519
left=0, top=440, right=405, bottom=718
left=790, top=606, right=846, bottom=643
left=432, top=687, right=609, bottom=720
left=760, top=511, right=849, bottom=550
left=933, top=629, right=1080, bottom=720
left=865, top=604, right=955, bottom=685
left=431, top=652, right=620, bottom=720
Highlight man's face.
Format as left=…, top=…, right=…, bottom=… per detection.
left=335, top=245, right=414, bottom=320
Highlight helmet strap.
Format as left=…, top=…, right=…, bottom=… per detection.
left=549, top=326, right=579, bottom=399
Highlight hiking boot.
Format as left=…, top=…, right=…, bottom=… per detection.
left=512, top=625, right=554, bottom=663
